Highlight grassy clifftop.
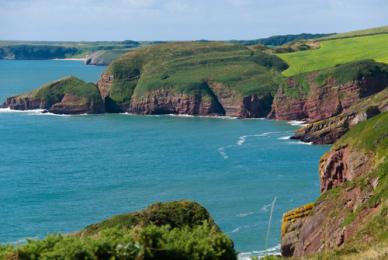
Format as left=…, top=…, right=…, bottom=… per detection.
left=31, top=76, right=102, bottom=105
left=278, top=31, right=388, bottom=76
left=279, top=60, right=388, bottom=98
left=106, top=42, right=287, bottom=100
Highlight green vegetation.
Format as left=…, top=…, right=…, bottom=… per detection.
left=335, top=111, right=388, bottom=156
left=106, top=42, right=288, bottom=106
left=79, top=201, right=217, bottom=236
left=320, top=25, right=388, bottom=41
left=278, top=33, right=388, bottom=76
left=0, top=201, right=236, bottom=260
left=0, top=40, right=141, bottom=60
left=29, top=76, right=102, bottom=106
left=230, top=33, right=334, bottom=46
left=279, top=60, right=388, bottom=98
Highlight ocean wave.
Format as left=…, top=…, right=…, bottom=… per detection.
left=288, top=120, right=306, bottom=126
left=260, top=203, right=272, bottom=212
left=231, top=224, right=251, bottom=233
left=0, top=108, right=90, bottom=117
left=236, top=212, right=254, bottom=218
left=286, top=141, right=313, bottom=145
left=278, top=135, right=291, bottom=140
left=238, top=244, right=281, bottom=259
left=217, top=145, right=234, bottom=159
left=236, top=132, right=280, bottom=146
left=0, top=108, right=45, bottom=114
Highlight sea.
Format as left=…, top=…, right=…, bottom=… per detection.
left=0, top=60, right=329, bottom=257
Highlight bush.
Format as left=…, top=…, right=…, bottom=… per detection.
left=1, top=222, right=236, bottom=260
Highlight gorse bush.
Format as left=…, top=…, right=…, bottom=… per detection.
left=1, top=222, right=235, bottom=260
left=0, top=201, right=236, bottom=260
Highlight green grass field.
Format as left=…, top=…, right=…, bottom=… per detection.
left=320, top=25, right=388, bottom=40
left=278, top=33, right=388, bottom=76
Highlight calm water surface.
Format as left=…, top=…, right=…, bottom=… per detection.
left=0, top=60, right=329, bottom=254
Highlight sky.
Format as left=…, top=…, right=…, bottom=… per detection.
left=0, top=0, right=387, bottom=41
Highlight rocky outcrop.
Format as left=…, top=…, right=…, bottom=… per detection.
left=291, top=88, right=388, bottom=144
left=319, top=145, right=372, bottom=193
left=130, top=88, right=225, bottom=116
left=2, top=77, right=105, bottom=114
left=208, top=82, right=273, bottom=118
left=85, top=50, right=129, bottom=66
left=269, top=61, right=388, bottom=122
left=3, top=95, right=42, bottom=110
left=281, top=203, right=314, bottom=256
left=281, top=112, right=388, bottom=257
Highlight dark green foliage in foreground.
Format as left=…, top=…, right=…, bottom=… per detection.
left=1, top=223, right=235, bottom=260
left=80, top=201, right=217, bottom=236
left=0, top=201, right=236, bottom=260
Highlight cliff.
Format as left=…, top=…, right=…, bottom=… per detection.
left=2, top=77, right=105, bottom=114
left=0, top=201, right=236, bottom=260
left=85, top=49, right=130, bottom=66
left=3, top=45, right=388, bottom=124
left=268, top=60, right=388, bottom=122
left=281, top=112, right=388, bottom=258
left=97, top=42, right=288, bottom=117
left=291, top=88, right=388, bottom=144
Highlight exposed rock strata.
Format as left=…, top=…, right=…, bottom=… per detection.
left=269, top=73, right=388, bottom=122
left=130, top=88, right=225, bottom=116
left=281, top=113, right=388, bottom=257
left=2, top=77, right=105, bottom=114
left=292, top=89, right=388, bottom=144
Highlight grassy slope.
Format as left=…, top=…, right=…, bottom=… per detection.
left=279, top=60, right=388, bottom=98
left=320, top=25, right=388, bottom=40
left=0, top=40, right=141, bottom=59
left=107, top=42, right=287, bottom=104
left=278, top=33, right=388, bottom=76
left=30, top=76, right=102, bottom=105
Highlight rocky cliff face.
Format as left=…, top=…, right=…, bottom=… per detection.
left=292, top=88, right=388, bottom=144
left=269, top=69, right=388, bottom=122
left=2, top=77, right=105, bottom=114
left=281, top=112, right=388, bottom=258
left=130, top=88, right=225, bottom=116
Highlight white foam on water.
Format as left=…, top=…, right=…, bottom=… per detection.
left=236, top=132, right=280, bottom=146
left=288, top=120, right=306, bottom=126
left=278, top=136, right=291, bottom=140
left=236, top=212, right=254, bottom=218
left=237, top=135, right=247, bottom=146
left=238, top=244, right=281, bottom=259
left=217, top=145, right=233, bottom=159
left=0, top=108, right=90, bottom=117
left=287, top=141, right=313, bottom=145
left=232, top=227, right=241, bottom=233
left=0, top=108, right=45, bottom=114
left=260, top=203, right=272, bottom=212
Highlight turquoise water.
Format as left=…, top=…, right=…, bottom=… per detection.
left=0, top=60, right=329, bottom=254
